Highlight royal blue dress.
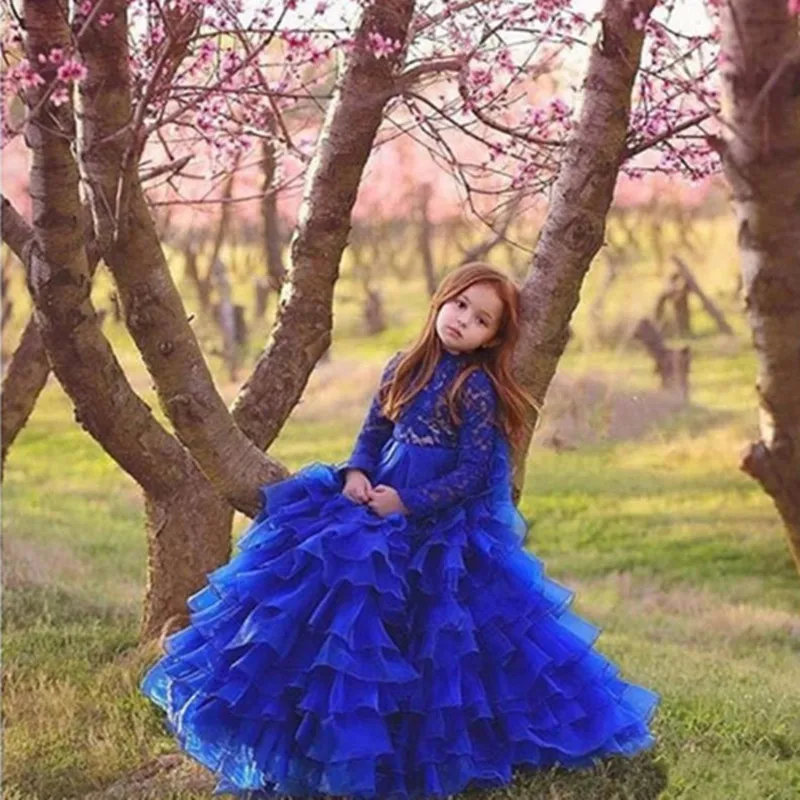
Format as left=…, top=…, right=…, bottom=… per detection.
left=140, top=349, right=659, bottom=799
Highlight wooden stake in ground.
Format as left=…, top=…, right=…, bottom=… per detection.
left=632, top=318, right=691, bottom=402
left=672, top=256, right=734, bottom=335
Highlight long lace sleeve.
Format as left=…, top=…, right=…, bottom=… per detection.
left=344, top=352, right=402, bottom=479
left=397, top=369, right=498, bottom=516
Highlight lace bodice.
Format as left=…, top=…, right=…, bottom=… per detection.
left=345, top=350, right=499, bottom=517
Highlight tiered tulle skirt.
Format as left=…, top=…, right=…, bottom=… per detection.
left=140, top=437, right=659, bottom=798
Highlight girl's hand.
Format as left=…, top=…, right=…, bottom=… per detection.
left=343, top=468, right=373, bottom=503
left=367, top=485, right=408, bottom=517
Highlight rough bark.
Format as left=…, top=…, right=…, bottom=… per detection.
left=512, top=0, right=656, bottom=501
left=1, top=317, right=49, bottom=477
left=1, top=249, right=13, bottom=342
left=0, top=200, right=47, bottom=477
left=719, top=0, right=800, bottom=571
left=231, top=0, right=417, bottom=447
left=23, top=0, right=234, bottom=642
left=141, top=470, right=233, bottom=642
left=76, top=2, right=287, bottom=517
left=0, top=197, right=106, bottom=477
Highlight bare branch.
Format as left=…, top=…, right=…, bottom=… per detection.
left=623, top=110, right=715, bottom=160
left=395, top=56, right=466, bottom=91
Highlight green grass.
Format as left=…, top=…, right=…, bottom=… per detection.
left=3, top=221, right=800, bottom=799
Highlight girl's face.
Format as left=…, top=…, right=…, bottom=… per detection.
left=435, top=282, right=504, bottom=355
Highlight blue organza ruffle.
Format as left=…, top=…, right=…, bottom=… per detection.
left=140, top=437, right=659, bottom=799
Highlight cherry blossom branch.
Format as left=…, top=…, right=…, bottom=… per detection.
left=395, top=56, right=466, bottom=91
left=411, top=0, right=487, bottom=35
left=140, top=154, right=193, bottom=183
left=460, top=86, right=566, bottom=149
left=624, top=110, right=715, bottom=159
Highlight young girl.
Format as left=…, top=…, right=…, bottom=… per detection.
left=141, top=263, right=659, bottom=799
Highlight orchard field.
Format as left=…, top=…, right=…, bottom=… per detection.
left=3, top=213, right=799, bottom=799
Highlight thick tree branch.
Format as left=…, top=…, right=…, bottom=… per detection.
left=512, top=0, right=658, bottom=500
left=22, top=0, right=201, bottom=500
left=0, top=195, right=98, bottom=478
left=77, top=0, right=287, bottom=517
left=0, top=195, right=33, bottom=263
left=231, top=0, right=417, bottom=448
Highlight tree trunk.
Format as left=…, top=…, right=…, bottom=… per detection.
left=22, top=0, right=235, bottom=643
left=182, top=239, right=212, bottom=310
left=588, top=255, right=622, bottom=344
left=512, top=0, right=656, bottom=501
left=211, top=258, right=239, bottom=381
left=633, top=318, right=691, bottom=401
left=654, top=270, right=692, bottom=337
left=142, top=476, right=233, bottom=643
left=719, top=0, right=800, bottom=572
left=1, top=251, right=13, bottom=345
left=0, top=197, right=105, bottom=478
left=672, top=255, right=734, bottom=335
left=1, top=318, right=49, bottom=478
left=0, top=201, right=50, bottom=478
left=261, top=135, right=286, bottom=307
left=417, top=184, right=437, bottom=296
left=76, top=5, right=287, bottom=517
left=208, top=157, right=238, bottom=276
left=231, top=0, right=417, bottom=448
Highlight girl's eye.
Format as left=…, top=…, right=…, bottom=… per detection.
left=456, top=300, right=466, bottom=308
left=478, top=319, right=487, bottom=327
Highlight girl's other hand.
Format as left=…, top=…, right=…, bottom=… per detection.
left=343, top=468, right=373, bottom=503
left=367, top=485, right=408, bottom=517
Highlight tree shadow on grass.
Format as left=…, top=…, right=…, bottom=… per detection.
left=466, top=753, right=668, bottom=800
left=80, top=752, right=667, bottom=800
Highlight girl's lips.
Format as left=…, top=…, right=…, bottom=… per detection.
left=446, top=326, right=462, bottom=338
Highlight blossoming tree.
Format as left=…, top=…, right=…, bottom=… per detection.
left=9, top=0, right=788, bottom=638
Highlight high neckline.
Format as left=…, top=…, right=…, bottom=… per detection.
left=439, top=348, right=470, bottom=365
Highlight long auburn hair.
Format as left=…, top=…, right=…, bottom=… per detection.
left=380, top=263, right=540, bottom=451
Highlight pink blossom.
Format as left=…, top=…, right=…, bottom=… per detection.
left=789, top=0, right=800, bottom=14
left=468, top=67, right=492, bottom=89
left=78, top=0, right=93, bottom=13
left=367, top=32, right=402, bottom=60
left=99, top=13, right=115, bottom=27
left=57, top=59, right=88, bottom=83
left=633, top=11, right=647, bottom=30
left=48, top=47, right=64, bottom=64
left=50, top=86, right=70, bottom=107
left=12, top=60, right=45, bottom=90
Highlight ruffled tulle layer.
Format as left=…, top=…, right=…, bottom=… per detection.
left=141, top=443, right=659, bottom=799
